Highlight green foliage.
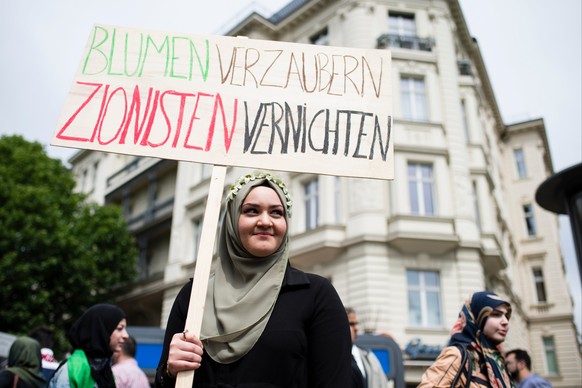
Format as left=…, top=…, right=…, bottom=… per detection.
left=0, top=135, right=138, bottom=356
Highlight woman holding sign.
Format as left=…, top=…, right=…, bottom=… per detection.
left=155, top=172, right=352, bottom=387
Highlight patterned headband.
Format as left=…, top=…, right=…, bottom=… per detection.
left=227, top=172, right=293, bottom=217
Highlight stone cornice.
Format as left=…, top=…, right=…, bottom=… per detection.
left=446, top=0, right=505, bottom=136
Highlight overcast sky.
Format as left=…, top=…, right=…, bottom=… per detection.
left=1, top=0, right=580, bottom=331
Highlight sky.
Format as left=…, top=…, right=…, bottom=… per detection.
left=1, top=0, right=580, bottom=330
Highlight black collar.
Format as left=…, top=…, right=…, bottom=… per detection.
left=282, top=265, right=310, bottom=287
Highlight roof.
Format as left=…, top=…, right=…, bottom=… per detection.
left=268, top=0, right=310, bottom=24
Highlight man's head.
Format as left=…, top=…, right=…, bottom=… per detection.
left=113, top=335, right=138, bottom=364
left=29, top=326, right=55, bottom=349
left=345, top=307, right=360, bottom=344
left=505, top=349, right=532, bottom=382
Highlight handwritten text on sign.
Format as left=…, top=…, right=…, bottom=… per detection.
left=52, top=25, right=393, bottom=179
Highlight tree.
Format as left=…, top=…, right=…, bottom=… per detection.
left=0, top=135, right=138, bottom=354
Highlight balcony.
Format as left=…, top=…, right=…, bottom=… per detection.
left=127, top=197, right=174, bottom=232
left=377, top=33, right=435, bottom=52
left=479, top=233, right=508, bottom=274
left=386, top=215, right=458, bottom=254
left=290, top=224, right=347, bottom=269
left=106, top=157, right=165, bottom=195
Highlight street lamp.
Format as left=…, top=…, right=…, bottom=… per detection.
left=535, top=162, right=582, bottom=282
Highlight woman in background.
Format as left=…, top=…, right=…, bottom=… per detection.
left=0, top=336, right=45, bottom=388
left=418, top=291, right=513, bottom=388
left=49, top=303, right=128, bottom=387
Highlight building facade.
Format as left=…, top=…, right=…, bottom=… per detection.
left=69, top=0, right=581, bottom=386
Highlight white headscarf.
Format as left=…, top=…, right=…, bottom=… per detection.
left=200, top=173, right=292, bottom=363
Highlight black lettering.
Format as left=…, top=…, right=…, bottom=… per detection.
left=243, top=101, right=264, bottom=152
left=286, top=103, right=306, bottom=153
left=370, top=115, right=391, bottom=161
left=308, top=109, right=329, bottom=153
left=352, top=112, right=373, bottom=159
left=269, top=102, right=287, bottom=153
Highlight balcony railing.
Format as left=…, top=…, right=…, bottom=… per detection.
left=107, top=157, right=142, bottom=187
left=377, top=33, right=435, bottom=52
left=127, top=197, right=174, bottom=229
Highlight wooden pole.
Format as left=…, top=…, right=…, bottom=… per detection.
left=176, top=165, right=226, bottom=387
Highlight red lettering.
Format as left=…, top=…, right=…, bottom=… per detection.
left=56, top=82, right=104, bottom=142
left=97, top=87, right=128, bottom=145
left=58, top=82, right=238, bottom=154
left=207, top=93, right=237, bottom=152
left=183, top=93, right=213, bottom=151
left=144, top=90, right=175, bottom=147
left=168, top=91, right=196, bottom=148
left=139, top=90, right=161, bottom=146
left=119, top=86, right=155, bottom=144
left=90, top=84, right=110, bottom=143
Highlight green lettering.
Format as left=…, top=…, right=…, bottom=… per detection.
left=82, top=26, right=110, bottom=75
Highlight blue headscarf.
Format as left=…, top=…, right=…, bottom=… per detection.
left=448, top=291, right=513, bottom=388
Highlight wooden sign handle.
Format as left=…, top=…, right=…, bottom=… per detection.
left=176, top=165, right=226, bottom=387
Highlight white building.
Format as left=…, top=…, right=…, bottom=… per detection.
left=69, top=0, right=581, bottom=386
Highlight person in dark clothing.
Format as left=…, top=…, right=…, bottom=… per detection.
left=48, top=303, right=129, bottom=387
left=29, top=326, right=59, bottom=381
left=346, top=307, right=388, bottom=388
left=0, top=336, right=45, bottom=388
left=505, top=349, right=552, bottom=388
left=155, top=172, right=352, bottom=387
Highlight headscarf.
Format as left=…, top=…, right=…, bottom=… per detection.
left=67, top=303, right=125, bottom=387
left=448, top=291, right=513, bottom=388
left=6, top=336, right=46, bottom=388
left=201, top=172, right=292, bottom=363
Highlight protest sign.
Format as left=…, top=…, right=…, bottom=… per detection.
left=52, top=24, right=393, bottom=179
left=52, top=24, right=393, bottom=386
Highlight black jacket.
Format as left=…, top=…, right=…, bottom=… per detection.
left=155, top=265, right=352, bottom=387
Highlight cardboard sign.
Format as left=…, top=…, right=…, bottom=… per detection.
left=52, top=24, right=393, bottom=179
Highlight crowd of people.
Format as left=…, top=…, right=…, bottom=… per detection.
left=1, top=172, right=554, bottom=387
left=1, top=304, right=149, bottom=388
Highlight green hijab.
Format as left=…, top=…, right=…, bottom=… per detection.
left=6, top=337, right=46, bottom=388
left=201, top=172, right=292, bottom=363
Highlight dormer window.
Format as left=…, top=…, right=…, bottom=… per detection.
left=310, top=27, right=329, bottom=46
left=377, top=12, right=434, bottom=51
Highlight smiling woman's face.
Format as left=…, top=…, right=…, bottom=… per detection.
left=238, top=186, right=287, bottom=257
